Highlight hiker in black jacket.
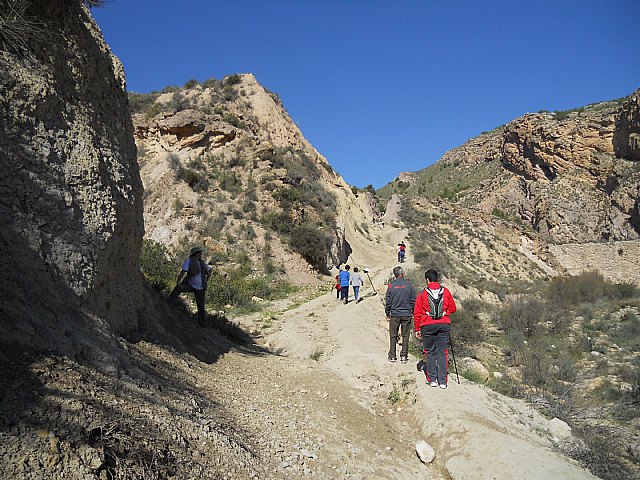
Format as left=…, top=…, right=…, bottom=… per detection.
left=385, top=266, right=417, bottom=363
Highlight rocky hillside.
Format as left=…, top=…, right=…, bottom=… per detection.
left=130, top=74, right=365, bottom=276
left=380, top=91, right=640, bottom=286
left=377, top=92, right=640, bottom=479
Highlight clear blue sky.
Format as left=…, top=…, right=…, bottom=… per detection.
left=92, top=1, right=640, bottom=189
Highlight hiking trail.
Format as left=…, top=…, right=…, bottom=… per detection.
left=229, top=210, right=598, bottom=479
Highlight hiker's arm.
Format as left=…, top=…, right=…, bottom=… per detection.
left=176, top=269, right=186, bottom=286
left=445, top=289, right=457, bottom=315
left=414, top=293, right=423, bottom=338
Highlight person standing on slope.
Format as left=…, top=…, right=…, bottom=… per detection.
left=414, top=269, right=457, bottom=388
left=385, top=266, right=417, bottom=363
left=338, top=264, right=351, bottom=304
left=350, top=267, right=364, bottom=303
left=168, top=246, right=213, bottom=327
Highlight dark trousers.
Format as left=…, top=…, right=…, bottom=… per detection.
left=169, top=283, right=206, bottom=326
left=421, top=323, right=450, bottom=385
left=388, top=316, right=412, bottom=359
left=340, top=286, right=349, bottom=302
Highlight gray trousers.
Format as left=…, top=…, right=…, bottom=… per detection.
left=388, top=316, right=412, bottom=359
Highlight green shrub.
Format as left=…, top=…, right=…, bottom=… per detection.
left=224, top=74, right=242, bottom=85
left=145, top=102, right=163, bottom=119
left=453, top=299, right=487, bottom=356
left=497, top=296, right=545, bottom=338
left=170, top=92, right=189, bottom=111
left=388, top=385, right=401, bottom=404
left=128, top=92, right=158, bottom=114
left=218, top=171, right=242, bottom=193
left=223, top=114, right=246, bottom=129
left=140, top=239, right=176, bottom=292
left=288, top=223, right=331, bottom=271
left=546, top=271, right=608, bottom=308
left=178, top=168, right=209, bottom=192
left=615, top=311, right=640, bottom=350
left=206, top=270, right=294, bottom=311
left=261, top=211, right=293, bottom=235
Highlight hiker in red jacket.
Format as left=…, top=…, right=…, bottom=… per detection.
left=414, top=269, right=457, bottom=388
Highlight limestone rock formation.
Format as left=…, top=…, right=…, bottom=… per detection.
left=614, top=89, right=640, bottom=161
left=0, top=1, right=144, bottom=357
left=388, top=90, right=640, bottom=284
left=132, top=73, right=367, bottom=274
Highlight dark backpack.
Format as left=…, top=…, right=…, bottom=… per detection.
left=426, top=287, right=445, bottom=319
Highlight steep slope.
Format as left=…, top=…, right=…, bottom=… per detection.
left=380, top=91, right=640, bottom=285
left=131, top=74, right=365, bottom=277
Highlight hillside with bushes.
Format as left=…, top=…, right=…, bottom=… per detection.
left=1, top=2, right=638, bottom=479
left=376, top=92, right=640, bottom=478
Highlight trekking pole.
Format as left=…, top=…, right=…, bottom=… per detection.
left=363, top=268, right=377, bottom=295
left=448, top=336, right=461, bottom=384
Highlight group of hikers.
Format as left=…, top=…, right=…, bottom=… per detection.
left=334, top=265, right=367, bottom=304
left=169, top=243, right=456, bottom=389
left=385, top=265, right=456, bottom=388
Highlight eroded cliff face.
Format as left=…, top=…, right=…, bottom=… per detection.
left=433, top=92, right=640, bottom=245
left=502, top=93, right=639, bottom=243
left=0, top=1, right=144, bottom=356
left=133, top=74, right=362, bottom=274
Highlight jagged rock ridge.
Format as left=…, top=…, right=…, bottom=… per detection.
left=383, top=91, right=640, bottom=284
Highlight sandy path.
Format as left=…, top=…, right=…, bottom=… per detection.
left=262, top=212, right=598, bottom=479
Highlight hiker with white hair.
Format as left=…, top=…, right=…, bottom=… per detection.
left=385, top=266, right=417, bottom=363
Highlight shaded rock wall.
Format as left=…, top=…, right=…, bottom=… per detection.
left=0, top=1, right=144, bottom=355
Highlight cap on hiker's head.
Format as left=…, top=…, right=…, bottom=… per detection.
left=190, top=246, right=204, bottom=255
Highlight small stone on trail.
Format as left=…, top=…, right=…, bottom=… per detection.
left=415, top=440, right=435, bottom=463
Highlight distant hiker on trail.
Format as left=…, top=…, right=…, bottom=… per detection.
left=168, top=246, right=212, bottom=327
left=385, top=266, right=417, bottom=363
left=334, top=274, right=341, bottom=300
left=350, top=267, right=364, bottom=303
left=338, top=264, right=351, bottom=304
left=397, top=242, right=406, bottom=263
left=414, top=269, right=457, bottom=388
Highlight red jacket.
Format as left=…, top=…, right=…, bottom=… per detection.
left=413, top=282, right=457, bottom=331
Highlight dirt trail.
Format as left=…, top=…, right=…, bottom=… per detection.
left=253, top=210, right=598, bottom=479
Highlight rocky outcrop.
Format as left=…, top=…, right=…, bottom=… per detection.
left=395, top=90, right=640, bottom=284
left=501, top=109, right=617, bottom=181
left=429, top=91, right=640, bottom=245
left=133, top=74, right=363, bottom=273
left=0, top=1, right=144, bottom=356
left=614, top=89, right=640, bottom=161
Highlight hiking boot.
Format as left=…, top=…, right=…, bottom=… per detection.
left=388, top=357, right=397, bottom=363
left=400, top=356, right=408, bottom=364
left=439, top=384, right=447, bottom=389
left=429, top=381, right=438, bottom=387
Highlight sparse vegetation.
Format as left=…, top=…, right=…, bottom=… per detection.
left=140, top=239, right=177, bottom=292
